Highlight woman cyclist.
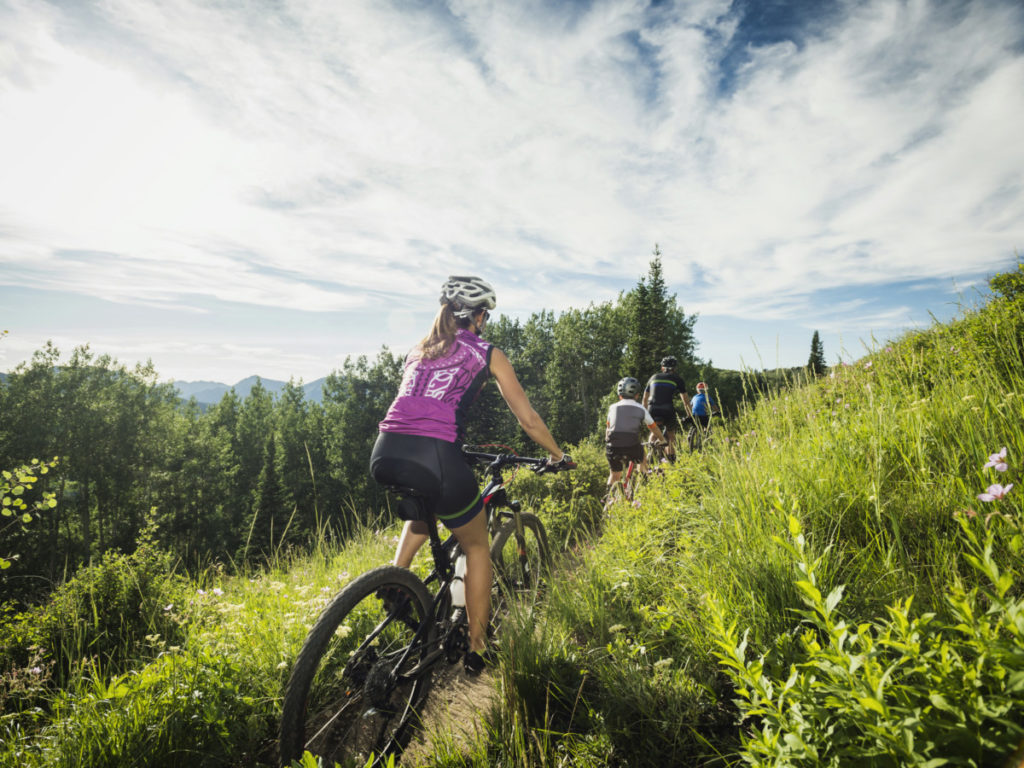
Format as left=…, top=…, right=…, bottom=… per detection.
left=370, top=275, right=573, bottom=674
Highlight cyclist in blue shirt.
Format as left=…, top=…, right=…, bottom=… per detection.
left=690, top=381, right=716, bottom=428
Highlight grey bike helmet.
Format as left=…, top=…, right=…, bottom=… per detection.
left=617, top=377, right=641, bottom=398
left=661, top=356, right=677, bottom=369
left=440, top=275, right=497, bottom=318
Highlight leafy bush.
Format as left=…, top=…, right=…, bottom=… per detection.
left=506, top=438, right=608, bottom=548
left=989, top=260, right=1024, bottom=301
left=0, top=545, right=195, bottom=702
left=1, top=458, right=58, bottom=570
left=710, top=514, right=1024, bottom=767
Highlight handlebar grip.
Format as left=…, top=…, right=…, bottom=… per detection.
left=537, top=454, right=575, bottom=473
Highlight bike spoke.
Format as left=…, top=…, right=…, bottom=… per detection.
left=279, top=568, right=434, bottom=768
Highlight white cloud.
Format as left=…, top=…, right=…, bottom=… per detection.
left=0, top=0, right=1021, bottom=377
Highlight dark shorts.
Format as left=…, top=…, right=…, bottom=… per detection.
left=605, top=443, right=643, bottom=472
left=648, top=406, right=676, bottom=431
left=370, top=432, right=482, bottom=529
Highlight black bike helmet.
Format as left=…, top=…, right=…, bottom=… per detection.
left=661, top=356, right=677, bottom=369
left=617, top=377, right=641, bottom=398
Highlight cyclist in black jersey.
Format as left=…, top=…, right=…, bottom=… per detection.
left=642, top=356, right=690, bottom=462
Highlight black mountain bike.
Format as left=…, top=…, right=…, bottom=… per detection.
left=683, top=413, right=718, bottom=453
left=278, top=449, right=572, bottom=767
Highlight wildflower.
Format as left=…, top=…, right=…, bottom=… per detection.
left=885, top=346, right=893, bottom=353
left=276, top=661, right=288, bottom=670
left=164, top=604, right=173, bottom=612
left=984, top=447, right=1009, bottom=472
left=30, top=667, right=42, bottom=675
left=196, top=589, right=206, bottom=596
left=978, top=484, right=1013, bottom=502
left=212, top=587, right=224, bottom=596
left=864, top=361, right=872, bottom=369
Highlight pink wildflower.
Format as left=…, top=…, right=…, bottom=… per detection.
left=978, top=484, right=1013, bottom=502
left=984, top=447, right=1009, bottom=472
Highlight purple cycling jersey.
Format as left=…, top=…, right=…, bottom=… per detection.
left=378, top=328, right=494, bottom=443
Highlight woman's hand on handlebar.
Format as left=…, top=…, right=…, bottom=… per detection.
left=540, top=453, right=576, bottom=473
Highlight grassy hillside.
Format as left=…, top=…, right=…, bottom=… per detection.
left=2, top=273, right=1023, bottom=767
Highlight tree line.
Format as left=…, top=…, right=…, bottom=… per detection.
left=0, top=252, right=810, bottom=606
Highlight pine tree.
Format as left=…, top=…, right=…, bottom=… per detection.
left=808, top=330, right=827, bottom=376
left=621, top=245, right=698, bottom=382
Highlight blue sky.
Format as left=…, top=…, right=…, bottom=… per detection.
left=1, top=0, right=1022, bottom=385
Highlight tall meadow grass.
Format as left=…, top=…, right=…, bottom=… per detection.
left=2, top=280, right=1023, bottom=767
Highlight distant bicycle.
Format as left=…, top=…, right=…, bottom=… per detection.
left=683, top=414, right=717, bottom=453
left=278, top=449, right=573, bottom=768
left=644, top=436, right=670, bottom=469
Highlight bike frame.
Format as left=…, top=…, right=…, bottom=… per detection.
left=380, top=450, right=548, bottom=683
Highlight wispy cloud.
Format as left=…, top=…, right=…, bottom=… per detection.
left=0, top=0, right=1021, bottom=380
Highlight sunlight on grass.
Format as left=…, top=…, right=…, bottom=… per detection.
left=3, top=273, right=1024, bottom=767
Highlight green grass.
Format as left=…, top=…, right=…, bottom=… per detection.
left=2, top=278, right=1024, bottom=767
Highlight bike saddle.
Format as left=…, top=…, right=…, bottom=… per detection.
left=383, top=486, right=431, bottom=522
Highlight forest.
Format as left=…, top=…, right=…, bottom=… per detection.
left=0, top=255, right=805, bottom=608
left=3, top=263, right=1023, bottom=768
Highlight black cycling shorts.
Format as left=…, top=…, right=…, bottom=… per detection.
left=605, top=443, right=643, bottom=472
left=370, top=432, right=483, bottom=529
left=648, top=406, right=676, bottom=430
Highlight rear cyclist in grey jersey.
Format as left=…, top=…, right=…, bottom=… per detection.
left=605, top=377, right=666, bottom=490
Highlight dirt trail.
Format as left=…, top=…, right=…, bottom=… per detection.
left=400, top=663, right=498, bottom=764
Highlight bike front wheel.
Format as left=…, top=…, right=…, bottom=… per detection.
left=279, top=565, right=435, bottom=768
left=490, top=512, right=551, bottom=611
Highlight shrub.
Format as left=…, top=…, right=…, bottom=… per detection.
left=709, top=515, right=1024, bottom=767
left=0, top=545, right=195, bottom=705
left=506, top=438, right=608, bottom=548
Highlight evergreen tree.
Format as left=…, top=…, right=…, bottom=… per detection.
left=808, top=330, right=827, bottom=376
left=621, top=245, right=699, bottom=383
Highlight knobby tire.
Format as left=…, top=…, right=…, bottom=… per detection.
left=279, top=566, right=435, bottom=768
left=489, top=512, right=550, bottom=619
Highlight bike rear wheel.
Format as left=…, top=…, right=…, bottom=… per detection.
left=279, top=566, right=435, bottom=768
left=490, top=512, right=550, bottom=612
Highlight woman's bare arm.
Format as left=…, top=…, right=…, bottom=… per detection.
left=489, top=348, right=563, bottom=461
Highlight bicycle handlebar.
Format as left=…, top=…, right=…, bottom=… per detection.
left=462, top=447, right=576, bottom=474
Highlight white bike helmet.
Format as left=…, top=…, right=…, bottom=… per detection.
left=617, top=377, right=641, bottom=398
left=440, top=275, right=496, bottom=318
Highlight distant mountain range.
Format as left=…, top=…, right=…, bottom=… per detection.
left=0, top=371, right=329, bottom=406
left=171, top=375, right=329, bottom=405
